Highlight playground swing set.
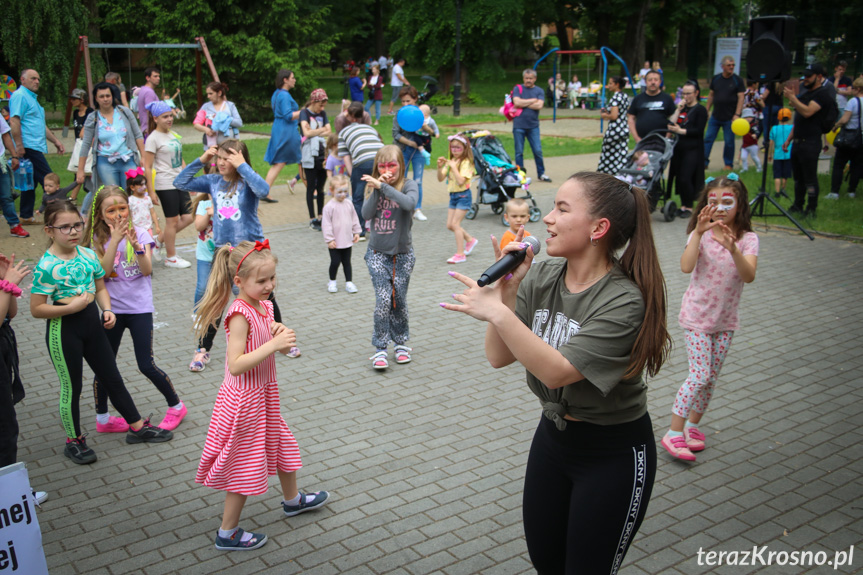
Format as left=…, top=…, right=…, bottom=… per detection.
left=61, top=35, right=220, bottom=137
left=534, top=46, right=638, bottom=131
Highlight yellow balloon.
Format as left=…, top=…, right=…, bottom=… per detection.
left=731, top=118, right=750, bottom=136
left=826, top=128, right=840, bottom=146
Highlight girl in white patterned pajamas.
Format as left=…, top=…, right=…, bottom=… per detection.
left=661, top=175, right=759, bottom=462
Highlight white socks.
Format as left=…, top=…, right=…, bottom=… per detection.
left=169, top=401, right=184, bottom=411
left=285, top=493, right=317, bottom=506
left=96, top=413, right=110, bottom=425
left=218, top=526, right=253, bottom=542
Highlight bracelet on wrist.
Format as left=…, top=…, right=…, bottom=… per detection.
left=135, top=250, right=145, bottom=255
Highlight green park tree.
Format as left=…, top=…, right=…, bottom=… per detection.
left=0, top=0, right=89, bottom=106
left=388, top=0, right=531, bottom=88
left=99, top=0, right=335, bottom=119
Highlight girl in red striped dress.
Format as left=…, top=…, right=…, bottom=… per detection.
left=194, top=239, right=329, bottom=551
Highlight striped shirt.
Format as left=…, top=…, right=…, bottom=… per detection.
left=338, top=122, right=383, bottom=165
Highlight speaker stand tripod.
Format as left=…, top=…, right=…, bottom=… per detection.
left=748, top=121, right=815, bottom=241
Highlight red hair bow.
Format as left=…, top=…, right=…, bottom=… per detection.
left=236, top=239, right=271, bottom=274
left=125, top=166, right=145, bottom=180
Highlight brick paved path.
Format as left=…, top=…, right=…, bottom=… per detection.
left=11, top=174, right=863, bottom=574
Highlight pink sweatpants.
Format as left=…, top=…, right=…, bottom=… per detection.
left=672, top=330, right=734, bottom=418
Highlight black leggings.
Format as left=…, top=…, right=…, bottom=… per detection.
left=329, top=247, right=353, bottom=281
left=198, top=294, right=282, bottom=351
left=94, top=313, right=179, bottom=414
left=46, top=303, right=141, bottom=439
left=523, top=413, right=656, bottom=575
left=306, top=165, right=327, bottom=219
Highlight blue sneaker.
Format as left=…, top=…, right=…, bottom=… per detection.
left=214, top=528, right=268, bottom=551
left=282, top=491, right=330, bottom=517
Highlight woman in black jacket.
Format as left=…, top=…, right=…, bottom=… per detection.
left=667, top=80, right=708, bottom=217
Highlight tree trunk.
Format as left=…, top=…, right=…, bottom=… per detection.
left=653, top=27, right=666, bottom=67
left=441, top=66, right=469, bottom=95
left=556, top=20, right=571, bottom=51
left=86, top=0, right=100, bottom=42
left=676, top=27, right=688, bottom=71
left=374, top=0, right=384, bottom=57
left=595, top=13, right=611, bottom=73
left=622, top=1, right=650, bottom=72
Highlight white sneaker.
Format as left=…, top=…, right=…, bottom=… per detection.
left=825, top=193, right=840, bottom=200
left=33, top=491, right=48, bottom=505
left=345, top=281, right=358, bottom=293
left=328, top=280, right=338, bottom=293
left=413, top=209, right=427, bottom=221
left=152, top=244, right=163, bottom=262
left=848, top=193, right=856, bottom=198
left=164, top=256, right=192, bottom=269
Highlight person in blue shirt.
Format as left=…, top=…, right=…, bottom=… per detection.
left=8, top=69, right=66, bottom=223
left=512, top=69, right=552, bottom=183
left=348, top=68, right=366, bottom=104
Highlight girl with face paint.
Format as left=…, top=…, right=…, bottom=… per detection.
left=321, top=174, right=361, bottom=294
left=661, top=175, right=760, bottom=462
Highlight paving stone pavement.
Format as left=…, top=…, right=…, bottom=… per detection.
left=10, top=175, right=863, bottom=574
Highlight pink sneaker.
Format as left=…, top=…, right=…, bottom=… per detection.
left=447, top=254, right=467, bottom=264
left=464, top=238, right=479, bottom=255
left=684, top=426, right=706, bottom=452
left=661, top=432, right=696, bottom=461
left=158, top=404, right=187, bottom=431
left=96, top=416, right=130, bottom=433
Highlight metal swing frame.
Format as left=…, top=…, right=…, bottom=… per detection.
left=63, top=36, right=219, bottom=136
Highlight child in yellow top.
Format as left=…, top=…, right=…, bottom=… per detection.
left=499, top=198, right=533, bottom=251
left=437, top=133, right=477, bottom=264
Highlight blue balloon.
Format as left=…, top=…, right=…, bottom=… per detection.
left=397, top=105, right=424, bottom=132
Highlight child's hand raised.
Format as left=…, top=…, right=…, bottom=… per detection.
left=436, top=157, right=447, bottom=169
left=225, top=148, right=246, bottom=169
left=694, top=205, right=720, bottom=235
left=0, top=255, right=31, bottom=286
left=200, top=146, right=219, bottom=164
left=125, top=227, right=143, bottom=253
left=710, top=222, right=739, bottom=254
left=107, top=218, right=129, bottom=242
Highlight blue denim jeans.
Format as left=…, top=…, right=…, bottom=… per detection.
left=403, top=146, right=424, bottom=209
left=95, top=155, right=138, bottom=187
left=364, top=99, right=382, bottom=122
left=194, top=258, right=213, bottom=307
left=0, top=169, right=19, bottom=227
left=513, top=126, right=546, bottom=177
left=703, top=116, right=736, bottom=169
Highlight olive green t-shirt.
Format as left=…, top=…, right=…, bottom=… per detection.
left=514, top=259, right=647, bottom=428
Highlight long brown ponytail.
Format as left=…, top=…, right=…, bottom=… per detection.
left=572, top=172, right=671, bottom=378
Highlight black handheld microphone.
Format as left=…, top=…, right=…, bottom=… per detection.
left=476, top=235, right=541, bottom=287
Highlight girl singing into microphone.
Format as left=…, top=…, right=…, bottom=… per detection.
left=442, top=172, right=671, bottom=574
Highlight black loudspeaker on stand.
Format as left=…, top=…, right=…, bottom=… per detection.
left=746, top=15, right=815, bottom=241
